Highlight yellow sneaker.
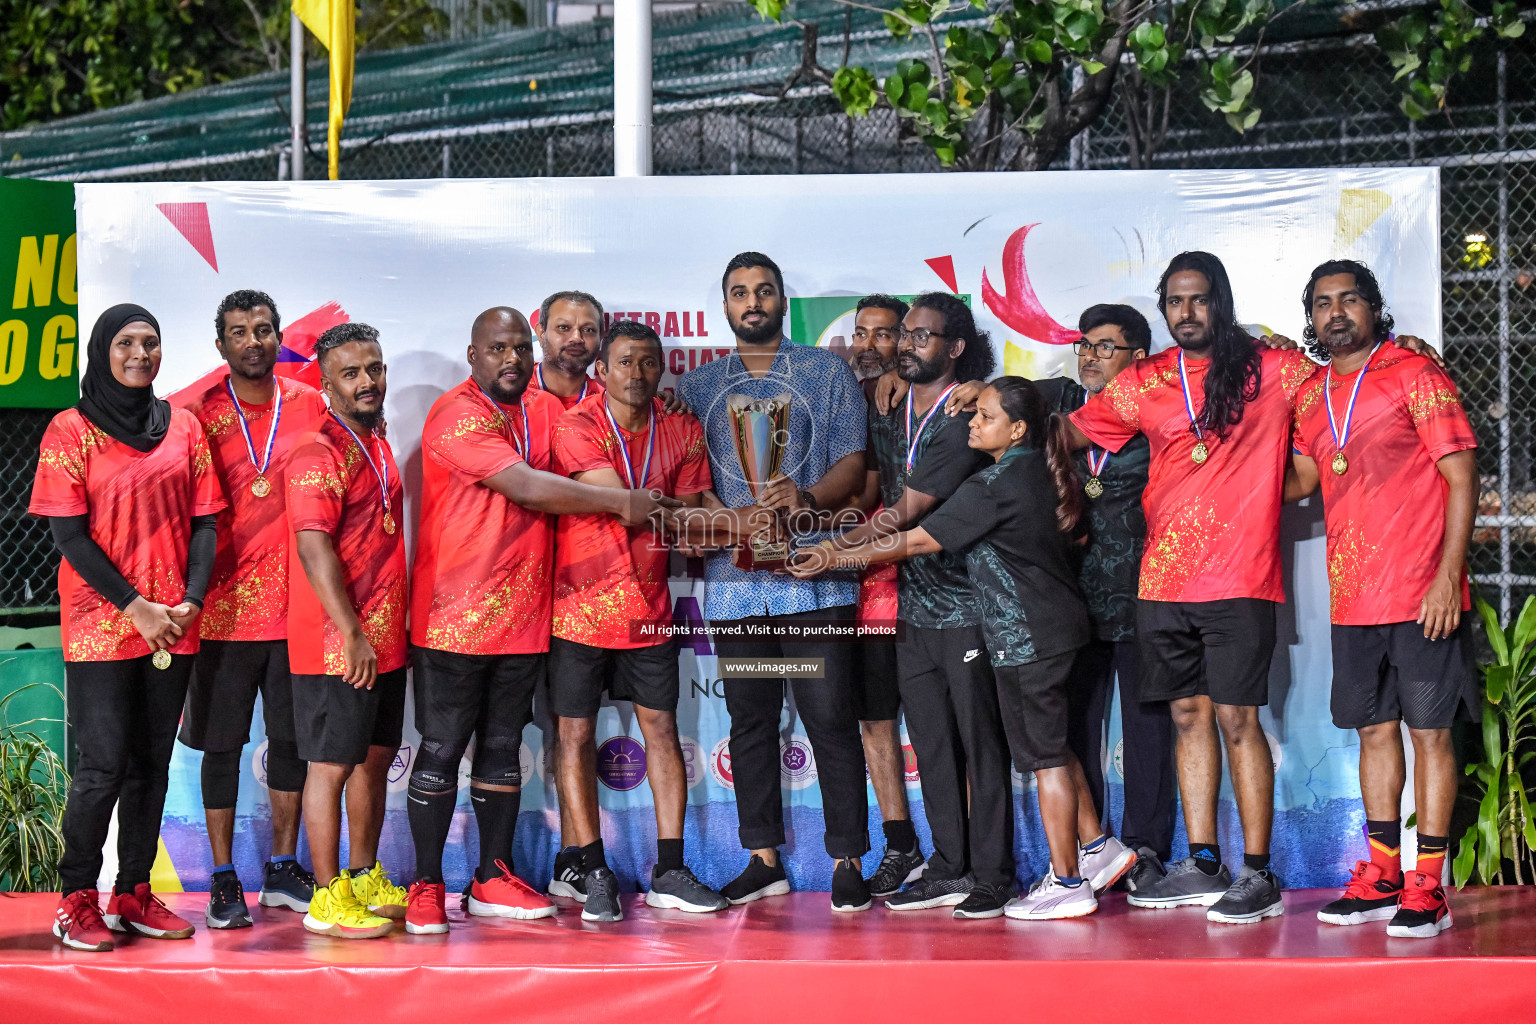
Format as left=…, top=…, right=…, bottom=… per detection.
left=302, top=874, right=394, bottom=939
left=351, top=861, right=408, bottom=920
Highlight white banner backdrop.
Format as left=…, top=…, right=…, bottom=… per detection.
left=74, top=169, right=1440, bottom=893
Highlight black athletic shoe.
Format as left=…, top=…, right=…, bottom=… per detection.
left=1317, top=860, right=1403, bottom=926
left=953, top=881, right=1013, bottom=920
left=1386, top=871, right=1452, bottom=938
left=581, top=867, right=623, bottom=923
left=1122, top=847, right=1166, bottom=895
left=885, top=874, right=973, bottom=911
left=548, top=847, right=587, bottom=903
left=259, top=859, right=316, bottom=913
left=647, top=867, right=728, bottom=913
left=206, top=870, right=253, bottom=930
left=866, top=845, right=926, bottom=897
left=721, top=855, right=791, bottom=906
left=831, top=860, right=872, bottom=913
left=1206, top=866, right=1285, bottom=925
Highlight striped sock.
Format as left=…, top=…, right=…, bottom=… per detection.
left=1416, top=833, right=1449, bottom=882
left=1366, top=819, right=1402, bottom=882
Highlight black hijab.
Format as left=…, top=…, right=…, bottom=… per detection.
left=78, top=303, right=171, bottom=452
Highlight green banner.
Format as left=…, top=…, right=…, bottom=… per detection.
left=788, top=293, right=970, bottom=350
left=0, top=178, right=78, bottom=409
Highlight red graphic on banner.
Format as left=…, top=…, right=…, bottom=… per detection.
left=170, top=301, right=349, bottom=404
left=156, top=203, right=219, bottom=272
left=924, top=255, right=958, bottom=293
left=981, top=223, right=1076, bottom=345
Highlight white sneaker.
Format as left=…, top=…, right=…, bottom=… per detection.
left=1078, top=836, right=1138, bottom=895
left=1004, top=871, right=1099, bottom=921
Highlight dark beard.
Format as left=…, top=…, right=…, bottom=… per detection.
left=853, top=351, right=894, bottom=381
left=729, top=307, right=784, bottom=345
left=898, top=352, right=944, bottom=384
left=228, top=359, right=276, bottom=381
left=351, top=406, right=383, bottom=430
left=551, top=351, right=594, bottom=376
left=485, top=375, right=528, bottom=403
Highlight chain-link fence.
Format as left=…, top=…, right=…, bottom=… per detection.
left=0, top=409, right=62, bottom=613
left=2, top=6, right=1532, bottom=616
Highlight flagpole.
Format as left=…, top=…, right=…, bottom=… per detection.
left=290, top=11, right=305, bottom=181
left=613, top=0, right=652, bottom=176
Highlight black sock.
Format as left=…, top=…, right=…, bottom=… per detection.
left=1190, top=843, right=1222, bottom=875
left=883, top=818, right=917, bottom=854
left=472, top=787, right=519, bottom=884
left=1243, top=851, right=1270, bottom=873
left=581, top=839, right=608, bottom=875
left=656, top=838, right=684, bottom=875
left=407, top=780, right=456, bottom=884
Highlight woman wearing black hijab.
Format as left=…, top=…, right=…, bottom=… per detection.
left=29, top=304, right=226, bottom=952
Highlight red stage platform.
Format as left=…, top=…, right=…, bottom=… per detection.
left=2, top=888, right=1535, bottom=1023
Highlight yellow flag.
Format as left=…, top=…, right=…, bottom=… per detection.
left=292, top=0, right=355, bottom=180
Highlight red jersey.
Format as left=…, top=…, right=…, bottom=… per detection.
left=285, top=415, right=408, bottom=676
left=529, top=365, right=604, bottom=412
left=1072, top=344, right=1317, bottom=603
left=178, top=375, right=327, bottom=641
left=1293, top=341, right=1476, bottom=624
left=30, top=408, right=226, bottom=662
left=552, top=394, right=711, bottom=648
left=412, top=380, right=564, bottom=655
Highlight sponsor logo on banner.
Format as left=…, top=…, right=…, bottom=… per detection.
left=679, top=735, right=704, bottom=788
left=388, top=744, right=413, bottom=792
left=902, top=743, right=921, bottom=786
left=710, top=737, right=734, bottom=790
left=1113, top=738, right=1125, bottom=780
left=597, top=736, right=647, bottom=791
left=1266, top=731, right=1283, bottom=773
left=1010, top=765, right=1038, bottom=791
left=252, top=739, right=269, bottom=789
left=458, top=739, right=475, bottom=787
left=520, top=742, right=536, bottom=787
left=780, top=735, right=817, bottom=790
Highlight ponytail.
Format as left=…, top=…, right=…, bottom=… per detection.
left=987, top=376, right=1083, bottom=534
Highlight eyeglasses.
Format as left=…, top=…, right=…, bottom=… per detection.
left=898, top=327, right=948, bottom=345
left=1074, top=339, right=1137, bottom=359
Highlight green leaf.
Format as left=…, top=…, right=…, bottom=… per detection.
left=1079, top=59, right=1105, bottom=75
left=905, top=81, right=930, bottom=112
left=1483, top=703, right=1503, bottom=770
left=1511, top=596, right=1536, bottom=655
left=746, top=0, right=784, bottom=22
left=832, top=66, right=880, bottom=118
left=885, top=75, right=906, bottom=106
left=1452, top=823, right=1478, bottom=886
left=923, top=97, right=948, bottom=129
left=1486, top=663, right=1512, bottom=704
left=1027, top=38, right=1053, bottom=64
left=1477, top=596, right=1510, bottom=665
left=1225, top=105, right=1261, bottom=133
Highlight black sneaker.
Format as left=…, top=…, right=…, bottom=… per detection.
left=258, top=859, right=316, bottom=913
left=581, top=867, right=623, bottom=923
left=1317, top=860, right=1403, bottom=926
left=1122, top=847, right=1166, bottom=895
left=206, top=870, right=252, bottom=929
left=1126, top=856, right=1229, bottom=909
left=549, top=847, right=587, bottom=903
left=953, top=881, right=1013, bottom=920
left=1386, top=871, right=1452, bottom=938
left=866, top=844, right=926, bottom=897
left=647, top=867, right=728, bottom=913
left=884, top=874, right=973, bottom=911
left=831, top=860, right=872, bottom=913
left=1206, top=865, right=1285, bottom=925
left=721, top=855, right=791, bottom=906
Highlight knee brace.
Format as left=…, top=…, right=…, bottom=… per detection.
left=470, top=736, right=521, bottom=788
left=409, top=739, right=464, bottom=796
left=200, top=749, right=242, bottom=809
left=264, top=740, right=308, bottom=794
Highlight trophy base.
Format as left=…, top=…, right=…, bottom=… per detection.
left=733, top=539, right=791, bottom=573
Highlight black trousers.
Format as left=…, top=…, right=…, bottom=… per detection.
left=1065, top=639, right=1177, bottom=860
left=897, top=624, right=1015, bottom=887
left=60, top=654, right=193, bottom=895
left=715, top=604, right=870, bottom=860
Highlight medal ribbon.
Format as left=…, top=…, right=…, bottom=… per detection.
left=227, top=376, right=282, bottom=476
left=475, top=383, right=531, bottom=458
left=1086, top=446, right=1110, bottom=478
left=330, top=412, right=391, bottom=517
left=537, top=364, right=588, bottom=404
left=1177, top=349, right=1205, bottom=442
left=905, top=382, right=960, bottom=472
left=602, top=397, right=657, bottom=489
left=1325, top=342, right=1383, bottom=456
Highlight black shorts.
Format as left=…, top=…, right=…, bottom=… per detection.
left=548, top=636, right=679, bottom=719
left=179, top=639, right=296, bottom=754
left=412, top=646, right=541, bottom=753
left=1330, top=620, right=1478, bottom=731
left=853, top=640, right=901, bottom=721
left=293, top=667, right=407, bottom=765
left=993, top=649, right=1078, bottom=773
left=1137, top=598, right=1277, bottom=707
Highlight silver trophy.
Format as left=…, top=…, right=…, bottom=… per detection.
left=727, top=393, right=792, bottom=571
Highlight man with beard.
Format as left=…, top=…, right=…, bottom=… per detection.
left=176, top=290, right=327, bottom=928
left=824, top=292, right=1016, bottom=919
left=1063, top=253, right=1318, bottom=925
left=548, top=321, right=727, bottom=922
left=403, top=307, right=676, bottom=935
left=844, top=294, right=926, bottom=895
left=670, top=251, right=872, bottom=912
left=1287, top=261, right=1475, bottom=939
left=288, top=323, right=410, bottom=938
left=530, top=291, right=606, bottom=411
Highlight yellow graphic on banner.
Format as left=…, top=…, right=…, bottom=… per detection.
left=149, top=837, right=185, bottom=893
left=1333, top=189, right=1391, bottom=252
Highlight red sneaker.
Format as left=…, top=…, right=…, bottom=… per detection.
left=54, top=890, right=114, bottom=952
left=104, top=883, right=195, bottom=939
left=405, top=881, right=449, bottom=935
left=1387, top=871, right=1452, bottom=938
left=466, top=860, right=558, bottom=920
left=1316, top=860, right=1402, bottom=925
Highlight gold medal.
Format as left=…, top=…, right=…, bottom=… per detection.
left=151, top=650, right=172, bottom=670
left=1084, top=476, right=1104, bottom=499
left=1332, top=451, right=1349, bottom=475
left=1191, top=440, right=1209, bottom=465
left=383, top=512, right=397, bottom=535
left=250, top=475, right=271, bottom=498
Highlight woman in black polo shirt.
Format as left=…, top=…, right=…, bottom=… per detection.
left=790, top=376, right=1111, bottom=920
